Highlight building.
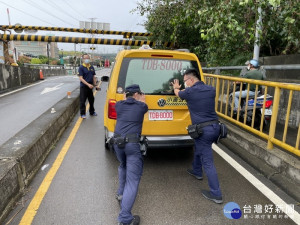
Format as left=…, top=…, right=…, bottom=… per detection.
left=9, top=34, right=59, bottom=59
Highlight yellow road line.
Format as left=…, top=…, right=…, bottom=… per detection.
left=19, top=117, right=83, bottom=225
left=19, top=84, right=101, bottom=224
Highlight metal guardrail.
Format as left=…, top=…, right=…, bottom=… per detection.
left=23, top=63, right=64, bottom=69
left=202, top=65, right=300, bottom=80
left=203, top=73, right=300, bottom=157
left=202, top=64, right=300, bottom=71
left=23, top=64, right=101, bottom=71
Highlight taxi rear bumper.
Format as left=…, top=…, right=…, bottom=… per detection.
left=105, top=129, right=194, bottom=149
left=146, top=136, right=194, bottom=148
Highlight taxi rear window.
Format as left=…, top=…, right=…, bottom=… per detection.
left=117, top=58, right=200, bottom=95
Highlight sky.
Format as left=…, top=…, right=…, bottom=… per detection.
left=0, top=0, right=146, bottom=53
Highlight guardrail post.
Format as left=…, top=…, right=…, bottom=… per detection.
left=267, top=86, right=281, bottom=149
left=215, top=69, right=220, bottom=75
left=215, top=78, right=220, bottom=112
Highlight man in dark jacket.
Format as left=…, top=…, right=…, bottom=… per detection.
left=172, top=69, right=223, bottom=204
left=114, top=84, right=148, bottom=225
left=78, top=54, right=98, bottom=119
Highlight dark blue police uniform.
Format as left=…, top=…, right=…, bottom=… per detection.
left=78, top=63, right=96, bottom=116
left=114, top=85, right=148, bottom=224
left=179, top=81, right=222, bottom=197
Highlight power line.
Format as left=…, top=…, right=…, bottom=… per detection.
left=0, top=0, right=57, bottom=26
left=23, top=0, right=76, bottom=27
left=22, top=0, right=76, bottom=27
left=61, top=0, right=87, bottom=21
left=43, top=0, right=82, bottom=24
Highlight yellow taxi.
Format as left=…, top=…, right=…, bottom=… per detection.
left=102, top=46, right=204, bottom=150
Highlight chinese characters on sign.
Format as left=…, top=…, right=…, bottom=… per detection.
left=242, top=204, right=294, bottom=220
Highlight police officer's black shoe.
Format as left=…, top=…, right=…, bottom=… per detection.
left=201, top=190, right=223, bottom=204
left=118, top=215, right=140, bottom=225
left=187, top=169, right=203, bottom=180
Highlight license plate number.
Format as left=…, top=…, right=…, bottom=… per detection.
left=148, top=110, right=173, bottom=121
left=261, top=108, right=272, bottom=116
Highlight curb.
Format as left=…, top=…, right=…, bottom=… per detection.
left=0, top=88, right=80, bottom=224
left=219, top=119, right=300, bottom=202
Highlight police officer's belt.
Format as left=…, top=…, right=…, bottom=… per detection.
left=196, top=120, right=219, bottom=128
left=113, top=134, right=140, bottom=143
left=187, top=120, right=219, bottom=139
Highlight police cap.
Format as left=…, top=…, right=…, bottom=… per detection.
left=125, top=84, right=141, bottom=94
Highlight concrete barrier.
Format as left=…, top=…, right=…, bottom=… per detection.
left=0, top=88, right=79, bottom=224
left=220, top=119, right=300, bottom=202
left=0, top=64, right=68, bottom=93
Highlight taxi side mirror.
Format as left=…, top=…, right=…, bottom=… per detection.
left=101, top=76, right=109, bottom=82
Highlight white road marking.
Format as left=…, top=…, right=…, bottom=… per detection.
left=0, top=80, right=46, bottom=98
left=212, top=143, right=300, bottom=224
left=41, top=164, right=49, bottom=171
left=0, top=76, right=75, bottom=98
left=41, top=83, right=64, bottom=95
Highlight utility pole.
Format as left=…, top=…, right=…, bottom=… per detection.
left=253, top=6, right=262, bottom=61
left=89, top=17, right=97, bottom=64
left=47, top=43, right=50, bottom=66
left=74, top=43, right=77, bottom=74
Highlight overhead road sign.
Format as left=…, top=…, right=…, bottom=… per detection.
left=0, top=34, right=174, bottom=48
left=0, top=25, right=152, bottom=37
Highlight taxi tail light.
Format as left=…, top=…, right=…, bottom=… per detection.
left=108, top=99, right=117, bottom=119
left=265, top=100, right=273, bottom=108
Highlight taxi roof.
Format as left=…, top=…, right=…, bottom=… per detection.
left=117, top=48, right=199, bottom=61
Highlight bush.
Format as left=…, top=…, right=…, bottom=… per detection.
left=31, top=58, right=42, bottom=64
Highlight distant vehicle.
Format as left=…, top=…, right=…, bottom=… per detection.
left=23, top=53, right=38, bottom=58
left=102, top=46, right=205, bottom=150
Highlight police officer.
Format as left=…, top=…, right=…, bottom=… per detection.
left=171, top=69, right=223, bottom=204
left=114, top=84, right=148, bottom=225
left=78, top=54, right=99, bottom=119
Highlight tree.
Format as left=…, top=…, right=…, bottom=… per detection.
left=134, top=0, right=300, bottom=65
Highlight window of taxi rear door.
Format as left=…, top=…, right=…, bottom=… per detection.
left=117, top=58, right=200, bottom=95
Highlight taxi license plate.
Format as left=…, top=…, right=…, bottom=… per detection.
left=148, top=110, right=173, bottom=121
left=261, top=107, right=272, bottom=116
